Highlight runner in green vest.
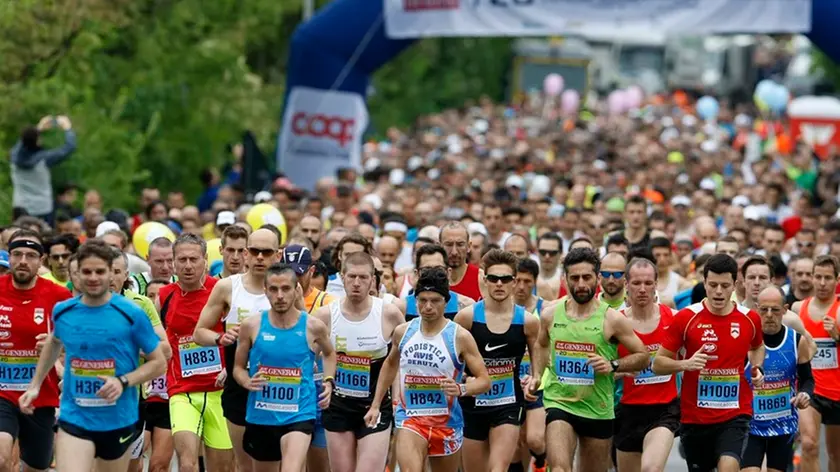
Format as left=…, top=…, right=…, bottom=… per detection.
left=529, top=248, right=649, bottom=472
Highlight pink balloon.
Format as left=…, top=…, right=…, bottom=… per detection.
left=560, top=89, right=580, bottom=114
left=624, top=86, right=644, bottom=109
left=607, top=90, right=626, bottom=115
left=543, top=74, right=564, bottom=96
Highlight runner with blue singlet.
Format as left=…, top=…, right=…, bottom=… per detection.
left=742, top=286, right=815, bottom=472
left=233, top=263, right=336, bottom=472
left=20, top=241, right=166, bottom=472
left=396, top=244, right=475, bottom=321
left=511, top=258, right=547, bottom=472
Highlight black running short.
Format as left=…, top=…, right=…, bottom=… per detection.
left=144, top=401, right=171, bottom=431
left=742, top=433, right=795, bottom=471
left=0, top=398, right=55, bottom=470
left=243, top=420, right=315, bottom=462
left=221, top=381, right=249, bottom=426
left=58, top=420, right=142, bottom=461
left=680, top=415, right=750, bottom=472
left=811, top=394, right=840, bottom=425
left=546, top=407, right=613, bottom=440
left=321, top=399, right=392, bottom=439
left=463, top=405, right=524, bottom=441
left=614, top=398, right=680, bottom=453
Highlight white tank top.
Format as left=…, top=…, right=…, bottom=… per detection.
left=225, top=274, right=271, bottom=327
left=329, top=298, right=389, bottom=398
left=659, top=271, right=681, bottom=302
left=381, top=293, right=398, bottom=304
left=398, top=273, right=413, bottom=299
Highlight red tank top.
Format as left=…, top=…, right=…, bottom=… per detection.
left=451, top=264, right=482, bottom=301
left=618, top=304, right=678, bottom=405
left=800, top=298, right=840, bottom=401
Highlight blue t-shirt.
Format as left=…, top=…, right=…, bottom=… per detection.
left=53, top=294, right=160, bottom=431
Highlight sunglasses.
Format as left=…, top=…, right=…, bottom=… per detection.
left=538, top=250, right=560, bottom=257
left=798, top=242, right=815, bottom=248
left=248, top=247, right=276, bottom=258
left=600, top=271, right=625, bottom=279
left=49, top=253, right=72, bottom=261
left=486, top=274, right=515, bottom=284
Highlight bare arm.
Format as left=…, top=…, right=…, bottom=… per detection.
left=452, top=305, right=474, bottom=331
left=456, top=327, right=490, bottom=396
left=152, top=325, right=172, bottom=361
left=233, top=316, right=257, bottom=389
left=784, top=310, right=816, bottom=359
left=382, top=304, right=406, bottom=340
left=532, top=305, right=553, bottom=382
left=607, top=310, right=649, bottom=372
left=748, top=344, right=766, bottom=371
left=311, top=318, right=336, bottom=381
left=523, top=312, right=540, bottom=376
left=28, top=335, right=63, bottom=391
left=193, top=280, right=231, bottom=346
left=124, top=345, right=166, bottom=386
left=368, top=325, right=405, bottom=410
left=393, top=298, right=407, bottom=316
left=791, top=301, right=802, bottom=314
left=653, top=347, right=688, bottom=375
left=457, top=294, right=476, bottom=311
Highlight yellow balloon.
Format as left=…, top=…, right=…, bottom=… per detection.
left=206, top=238, right=222, bottom=263
left=246, top=204, right=287, bottom=245
left=132, top=222, right=176, bottom=259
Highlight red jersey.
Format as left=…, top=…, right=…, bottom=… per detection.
left=451, top=264, right=482, bottom=301
left=160, top=278, right=225, bottom=396
left=799, top=298, right=840, bottom=401
left=619, top=304, right=678, bottom=405
left=662, top=300, right=763, bottom=424
left=0, top=275, right=71, bottom=408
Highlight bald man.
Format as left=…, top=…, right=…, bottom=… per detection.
left=503, top=233, right=531, bottom=260
left=376, top=235, right=400, bottom=269
left=193, top=228, right=280, bottom=472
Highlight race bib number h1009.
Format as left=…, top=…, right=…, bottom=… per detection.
left=697, top=368, right=740, bottom=409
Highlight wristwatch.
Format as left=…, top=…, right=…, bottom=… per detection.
left=214, top=333, right=223, bottom=345
left=458, top=384, right=467, bottom=397
left=323, top=376, right=336, bottom=390
left=610, top=360, right=620, bottom=372
left=118, top=375, right=129, bottom=390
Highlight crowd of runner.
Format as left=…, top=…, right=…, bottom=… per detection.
left=0, top=93, right=840, bottom=472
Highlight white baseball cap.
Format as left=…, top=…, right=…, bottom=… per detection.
left=216, top=211, right=236, bottom=227
left=254, top=191, right=272, bottom=203
left=505, top=175, right=524, bottom=188
left=670, top=195, right=691, bottom=207
left=95, top=221, right=121, bottom=237
left=732, top=195, right=751, bottom=207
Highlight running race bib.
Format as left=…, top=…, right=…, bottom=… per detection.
left=812, top=338, right=838, bottom=370
left=403, top=375, right=448, bottom=416
left=476, top=358, right=516, bottom=407
left=335, top=353, right=370, bottom=398
left=519, top=351, right=531, bottom=379
left=0, top=349, right=38, bottom=391
left=554, top=341, right=595, bottom=386
left=698, top=368, right=740, bottom=409
left=178, top=336, right=222, bottom=378
left=255, top=366, right=301, bottom=412
left=634, top=353, right=672, bottom=386
left=70, top=358, right=115, bottom=407
left=753, top=380, right=793, bottom=421
left=146, top=375, right=168, bottom=400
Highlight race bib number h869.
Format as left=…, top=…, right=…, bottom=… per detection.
left=753, top=380, right=793, bottom=421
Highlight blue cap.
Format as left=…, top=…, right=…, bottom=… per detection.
left=281, top=245, right=313, bottom=275
left=0, top=250, right=8, bottom=269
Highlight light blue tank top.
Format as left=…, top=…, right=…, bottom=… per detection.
left=246, top=311, right=316, bottom=426
left=749, top=326, right=798, bottom=437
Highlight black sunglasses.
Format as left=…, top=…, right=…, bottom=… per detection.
left=248, top=247, right=276, bottom=258
left=486, top=274, right=515, bottom=284
left=538, top=249, right=560, bottom=257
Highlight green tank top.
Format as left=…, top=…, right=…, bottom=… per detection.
left=543, top=298, right=618, bottom=420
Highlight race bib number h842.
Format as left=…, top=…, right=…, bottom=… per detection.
left=403, top=375, right=448, bottom=417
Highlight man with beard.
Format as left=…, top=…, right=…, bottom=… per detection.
left=194, top=228, right=280, bottom=472
left=599, top=252, right=627, bottom=310
left=536, top=233, right=563, bottom=302
left=299, top=215, right=324, bottom=262
left=313, top=252, right=404, bottom=472
left=531, top=248, right=649, bottom=472
left=130, top=237, right=176, bottom=296
left=326, top=233, right=373, bottom=297
left=792, top=255, right=840, bottom=472
left=214, top=225, right=248, bottom=279
left=615, top=258, right=679, bottom=472
left=22, top=241, right=166, bottom=472
left=454, top=250, right=540, bottom=472
left=786, top=257, right=815, bottom=306
left=440, top=222, right=484, bottom=302
left=511, top=258, right=547, bottom=472
left=0, top=230, right=71, bottom=472
left=42, top=234, right=79, bottom=289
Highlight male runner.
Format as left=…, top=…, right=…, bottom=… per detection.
left=280, top=244, right=333, bottom=472
left=21, top=241, right=166, bottom=472
left=312, top=252, right=404, bottom=472
left=650, top=237, right=692, bottom=308
left=535, top=233, right=563, bottom=302
left=440, top=222, right=484, bottom=302
left=531, top=247, right=649, bottom=472
left=129, top=237, right=176, bottom=295
left=364, top=267, right=490, bottom=472
left=511, top=258, right=547, bottom=472
left=792, top=254, right=840, bottom=472
left=454, top=249, right=540, bottom=472
left=232, top=263, right=335, bottom=472
left=194, top=228, right=279, bottom=472
left=395, top=244, right=475, bottom=320
left=0, top=230, right=71, bottom=472
left=615, top=258, right=679, bottom=472
left=598, top=252, right=627, bottom=310
left=42, top=234, right=78, bottom=289
left=326, top=233, right=373, bottom=297
left=216, top=225, right=248, bottom=279
left=743, top=286, right=815, bottom=472
left=158, top=234, right=233, bottom=472
left=653, top=253, right=765, bottom=472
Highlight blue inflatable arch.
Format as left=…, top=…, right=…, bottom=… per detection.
left=280, top=0, right=840, bottom=170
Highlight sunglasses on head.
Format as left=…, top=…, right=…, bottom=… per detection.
left=538, top=249, right=560, bottom=257
left=486, top=274, right=515, bottom=284
left=600, top=271, right=624, bottom=279
left=248, top=247, right=276, bottom=257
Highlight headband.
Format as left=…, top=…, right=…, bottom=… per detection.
left=415, top=284, right=451, bottom=302
left=8, top=239, right=44, bottom=255
left=383, top=222, right=408, bottom=233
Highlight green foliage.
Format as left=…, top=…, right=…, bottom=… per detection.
left=0, top=0, right=513, bottom=224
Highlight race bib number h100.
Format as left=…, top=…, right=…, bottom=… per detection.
left=255, top=366, right=302, bottom=412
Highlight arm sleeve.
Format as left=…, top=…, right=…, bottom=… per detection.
left=797, top=361, right=815, bottom=397
left=40, top=129, right=77, bottom=167
left=132, top=309, right=160, bottom=356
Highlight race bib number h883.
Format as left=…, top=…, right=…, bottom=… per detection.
left=178, top=336, right=222, bottom=378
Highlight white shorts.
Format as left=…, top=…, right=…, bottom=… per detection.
left=130, top=424, right=145, bottom=459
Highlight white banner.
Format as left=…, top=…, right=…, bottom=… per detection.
left=385, top=0, right=811, bottom=39
left=277, top=87, right=368, bottom=191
